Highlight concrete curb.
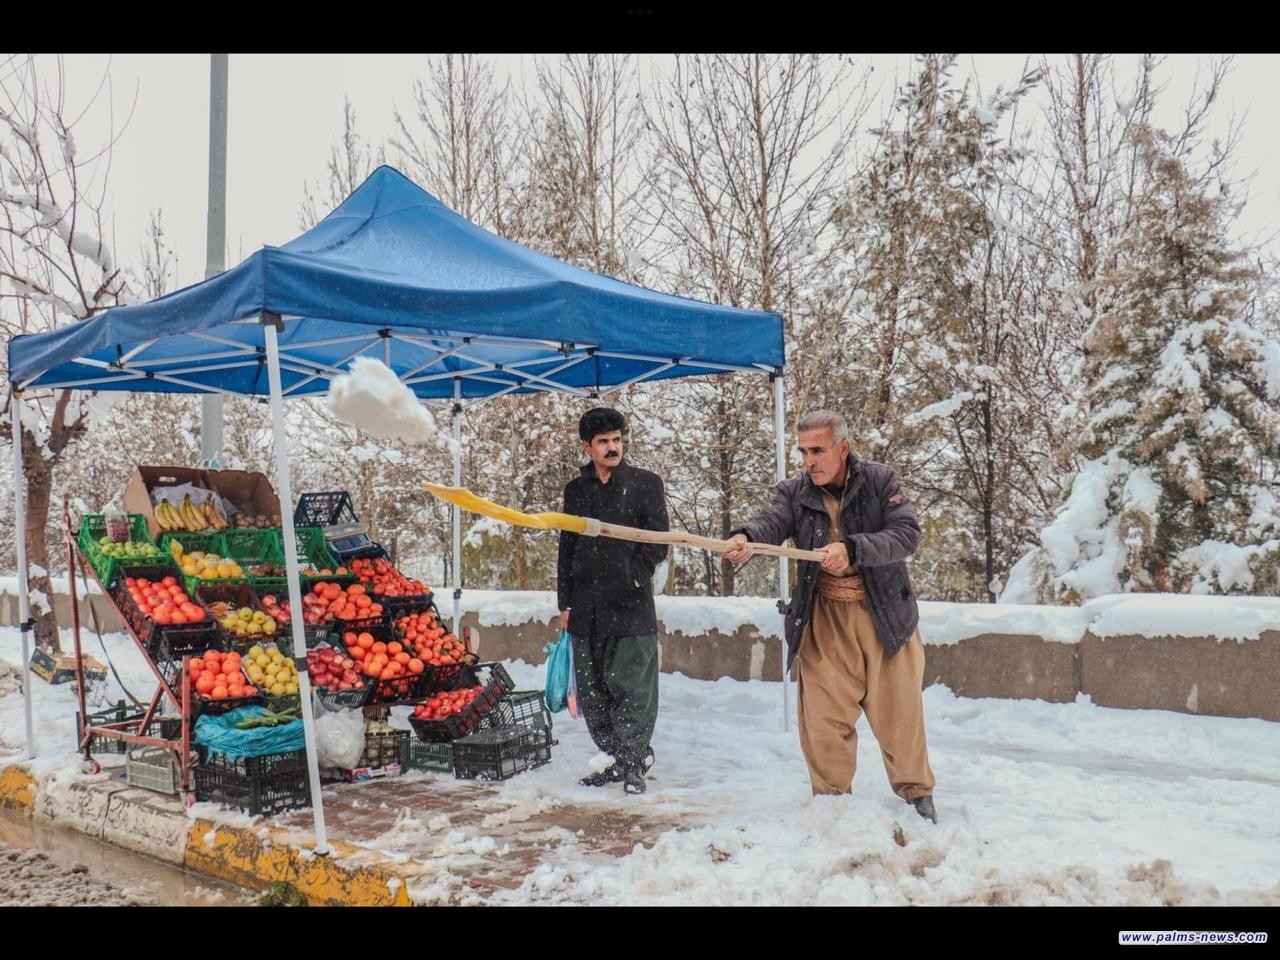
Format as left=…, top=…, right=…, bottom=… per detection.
left=0, top=762, right=418, bottom=905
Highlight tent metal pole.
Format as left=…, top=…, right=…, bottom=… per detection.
left=263, top=316, right=329, bottom=855
left=773, top=373, right=790, bottom=732
left=452, top=379, right=462, bottom=636
left=11, top=392, right=36, bottom=758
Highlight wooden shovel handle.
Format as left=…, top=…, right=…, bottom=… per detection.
left=596, top=521, right=827, bottom=562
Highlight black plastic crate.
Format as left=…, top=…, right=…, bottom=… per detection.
left=111, top=563, right=188, bottom=647
left=479, top=690, right=553, bottom=737
left=308, top=643, right=375, bottom=709
left=75, top=700, right=143, bottom=754
left=401, top=737, right=453, bottom=773
left=341, top=624, right=434, bottom=706
left=451, top=724, right=553, bottom=781
left=407, top=663, right=514, bottom=742
left=153, top=632, right=228, bottom=701
left=294, top=491, right=359, bottom=528
left=193, top=748, right=311, bottom=817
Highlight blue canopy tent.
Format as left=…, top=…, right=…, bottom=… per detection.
left=7, top=165, right=792, bottom=849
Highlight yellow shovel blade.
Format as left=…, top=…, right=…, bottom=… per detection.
left=423, top=483, right=589, bottom=534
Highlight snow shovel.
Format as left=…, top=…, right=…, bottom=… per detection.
left=423, top=483, right=828, bottom=561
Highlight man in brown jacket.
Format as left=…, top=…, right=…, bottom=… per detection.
left=725, top=410, right=937, bottom=822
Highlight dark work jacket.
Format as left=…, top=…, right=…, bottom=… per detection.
left=732, top=455, right=921, bottom=668
left=557, top=461, right=670, bottom=638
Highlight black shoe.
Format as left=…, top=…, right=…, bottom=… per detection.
left=579, top=763, right=624, bottom=788
left=622, top=765, right=646, bottom=795
left=911, top=796, right=937, bottom=823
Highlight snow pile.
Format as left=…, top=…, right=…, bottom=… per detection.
left=328, top=357, right=458, bottom=457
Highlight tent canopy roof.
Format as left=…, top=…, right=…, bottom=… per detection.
left=8, top=166, right=784, bottom=404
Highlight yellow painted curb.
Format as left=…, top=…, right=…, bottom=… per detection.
left=184, top=819, right=413, bottom=906
left=0, top=765, right=36, bottom=812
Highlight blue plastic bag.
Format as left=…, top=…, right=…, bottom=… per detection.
left=545, top=630, right=573, bottom=713
left=194, top=705, right=306, bottom=759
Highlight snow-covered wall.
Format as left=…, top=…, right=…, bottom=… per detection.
left=454, top=589, right=1280, bottom=645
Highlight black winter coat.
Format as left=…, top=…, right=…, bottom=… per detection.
left=557, top=462, right=670, bottom=638
left=733, top=455, right=921, bottom=667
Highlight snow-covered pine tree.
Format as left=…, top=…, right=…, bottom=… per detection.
left=1004, top=122, right=1280, bottom=601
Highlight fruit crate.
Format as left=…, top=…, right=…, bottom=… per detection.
left=359, top=625, right=437, bottom=705
left=417, top=653, right=480, bottom=698
left=291, top=526, right=340, bottom=571
left=157, top=531, right=221, bottom=558
left=401, top=737, right=453, bottom=773
left=407, top=662, right=514, bottom=743
left=479, top=690, right=554, bottom=738
left=360, top=728, right=409, bottom=768
left=76, top=514, right=161, bottom=589
left=294, top=491, right=359, bottom=528
left=193, top=748, right=311, bottom=817
left=310, top=644, right=375, bottom=709
left=113, top=565, right=216, bottom=656
left=193, top=583, right=289, bottom=652
left=348, top=547, right=434, bottom=616
left=218, top=528, right=285, bottom=567
left=451, top=724, right=553, bottom=781
left=126, top=745, right=180, bottom=794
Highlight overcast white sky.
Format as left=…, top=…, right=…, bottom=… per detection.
left=23, top=53, right=1280, bottom=292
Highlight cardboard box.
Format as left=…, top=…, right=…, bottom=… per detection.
left=123, top=465, right=213, bottom=540
left=30, top=648, right=109, bottom=685
left=206, top=469, right=281, bottom=527
left=320, top=763, right=403, bottom=783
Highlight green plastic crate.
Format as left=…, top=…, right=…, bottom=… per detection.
left=76, top=514, right=162, bottom=588
left=157, top=531, right=221, bottom=558
left=291, top=527, right=340, bottom=572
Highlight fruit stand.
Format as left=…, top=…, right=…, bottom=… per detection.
left=66, top=474, right=545, bottom=813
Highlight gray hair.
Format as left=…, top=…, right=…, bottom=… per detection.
left=796, top=410, right=849, bottom=444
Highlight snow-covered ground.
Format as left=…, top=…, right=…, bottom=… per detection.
left=2, top=624, right=1278, bottom=906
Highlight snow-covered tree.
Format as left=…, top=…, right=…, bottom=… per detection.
left=0, top=56, right=134, bottom=649
left=1004, top=121, right=1280, bottom=601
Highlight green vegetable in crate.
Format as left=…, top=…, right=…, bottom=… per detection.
left=234, top=706, right=298, bottom=729
left=97, top=536, right=160, bottom=559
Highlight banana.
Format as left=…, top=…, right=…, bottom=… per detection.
left=155, top=499, right=178, bottom=531
left=181, top=496, right=206, bottom=532
left=210, top=500, right=230, bottom=530
left=202, top=501, right=222, bottom=530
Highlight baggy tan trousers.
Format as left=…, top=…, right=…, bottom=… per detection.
left=795, top=593, right=936, bottom=800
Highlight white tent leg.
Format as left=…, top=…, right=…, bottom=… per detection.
left=451, top=380, right=461, bottom=636
left=264, top=318, right=329, bottom=855
left=11, top=393, right=35, bottom=759
left=773, top=374, right=790, bottom=732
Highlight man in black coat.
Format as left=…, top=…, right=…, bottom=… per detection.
left=557, top=407, right=670, bottom=795
left=725, top=410, right=937, bottom=822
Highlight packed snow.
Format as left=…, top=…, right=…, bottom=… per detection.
left=328, top=357, right=458, bottom=457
